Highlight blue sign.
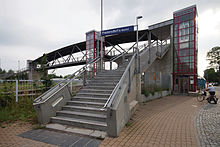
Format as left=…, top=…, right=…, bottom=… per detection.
left=101, top=25, right=134, bottom=36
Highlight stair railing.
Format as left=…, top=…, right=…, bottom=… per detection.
left=102, top=52, right=137, bottom=109
left=33, top=57, right=100, bottom=104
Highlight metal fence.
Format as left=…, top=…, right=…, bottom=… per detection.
left=0, top=80, right=44, bottom=102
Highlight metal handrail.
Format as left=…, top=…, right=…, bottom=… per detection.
left=101, top=53, right=137, bottom=109
left=33, top=57, right=100, bottom=103
left=110, top=41, right=154, bottom=63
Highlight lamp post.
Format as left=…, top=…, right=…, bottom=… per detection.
left=100, top=0, right=103, bottom=70
left=136, top=16, right=143, bottom=73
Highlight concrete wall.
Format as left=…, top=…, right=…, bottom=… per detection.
left=141, top=90, right=171, bottom=102
left=143, top=48, right=172, bottom=90
left=143, top=41, right=173, bottom=90
left=107, top=56, right=142, bottom=137
left=34, top=85, right=72, bottom=124
left=142, top=25, right=174, bottom=91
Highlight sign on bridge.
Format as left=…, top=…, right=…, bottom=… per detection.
left=101, top=25, right=134, bottom=36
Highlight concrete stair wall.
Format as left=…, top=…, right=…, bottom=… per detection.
left=50, top=61, right=128, bottom=131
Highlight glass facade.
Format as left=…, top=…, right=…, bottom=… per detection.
left=173, top=5, right=198, bottom=92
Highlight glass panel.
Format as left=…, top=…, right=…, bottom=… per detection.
left=174, top=44, right=178, bottom=50
left=190, top=49, right=194, bottom=55
left=190, top=56, right=194, bottom=62
left=179, top=15, right=189, bottom=22
left=174, top=31, right=178, bottom=37
left=175, top=24, right=178, bottom=30
left=179, top=56, right=189, bottom=63
left=190, top=13, right=194, bottom=19
left=190, top=34, right=194, bottom=40
left=179, top=42, right=189, bottom=49
left=190, top=27, right=194, bottom=33
left=179, top=36, right=189, bottom=43
left=179, top=21, right=189, bottom=29
left=174, top=18, right=178, bottom=23
left=179, top=49, right=189, bottom=56
left=174, top=37, right=178, bottom=43
left=190, top=19, right=194, bottom=26
left=190, top=41, right=194, bottom=48
left=179, top=28, right=189, bottom=36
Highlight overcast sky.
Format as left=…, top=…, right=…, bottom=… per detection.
left=0, top=0, right=220, bottom=77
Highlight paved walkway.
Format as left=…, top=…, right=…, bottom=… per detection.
left=0, top=122, right=56, bottom=147
left=100, top=95, right=203, bottom=147
left=1, top=93, right=220, bottom=147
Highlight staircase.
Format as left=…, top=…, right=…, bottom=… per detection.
left=49, top=62, right=128, bottom=132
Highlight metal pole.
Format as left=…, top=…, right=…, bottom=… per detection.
left=136, top=16, right=143, bottom=73
left=100, top=0, right=103, bottom=70
left=16, top=80, right=18, bottom=102
left=70, top=79, right=72, bottom=94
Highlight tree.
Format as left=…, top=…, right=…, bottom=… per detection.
left=207, top=46, right=220, bottom=83
left=37, top=54, right=52, bottom=92
left=204, top=68, right=219, bottom=83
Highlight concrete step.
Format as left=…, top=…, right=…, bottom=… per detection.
left=79, top=89, right=112, bottom=94
left=87, top=83, right=117, bottom=87
left=56, top=110, right=106, bottom=122
left=84, top=85, right=115, bottom=90
left=72, top=96, right=108, bottom=103
left=95, top=75, right=122, bottom=78
left=93, top=77, right=121, bottom=81
left=88, top=80, right=118, bottom=84
left=51, top=116, right=107, bottom=131
left=46, top=123, right=107, bottom=139
left=62, top=105, right=106, bottom=115
left=67, top=101, right=105, bottom=108
left=97, top=71, right=124, bottom=75
left=90, top=79, right=119, bottom=84
left=76, top=92, right=110, bottom=98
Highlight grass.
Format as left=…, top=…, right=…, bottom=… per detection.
left=0, top=96, right=37, bottom=125
left=125, top=122, right=132, bottom=127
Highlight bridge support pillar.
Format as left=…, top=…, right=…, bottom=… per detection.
left=136, top=73, right=143, bottom=102
left=27, top=60, right=46, bottom=80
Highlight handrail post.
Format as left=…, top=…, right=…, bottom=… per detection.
left=83, top=67, right=87, bottom=86
left=128, top=67, right=131, bottom=93
left=110, top=61, right=112, bottom=70
left=122, top=54, right=125, bottom=63
left=70, top=79, right=73, bottom=94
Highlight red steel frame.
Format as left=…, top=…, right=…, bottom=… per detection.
left=173, top=6, right=197, bottom=92
left=86, top=30, right=105, bottom=78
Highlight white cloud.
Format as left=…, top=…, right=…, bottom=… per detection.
left=0, top=0, right=220, bottom=77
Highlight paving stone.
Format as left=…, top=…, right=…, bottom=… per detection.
left=195, top=89, right=220, bottom=147
left=100, top=95, right=200, bottom=147
left=90, top=130, right=106, bottom=139
left=70, top=137, right=92, bottom=147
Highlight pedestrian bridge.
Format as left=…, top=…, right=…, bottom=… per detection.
left=33, top=19, right=173, bottom=137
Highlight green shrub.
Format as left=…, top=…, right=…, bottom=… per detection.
left=142, top=84, right=169, bottom=97
left=0, top=96, right=37, bottom=124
